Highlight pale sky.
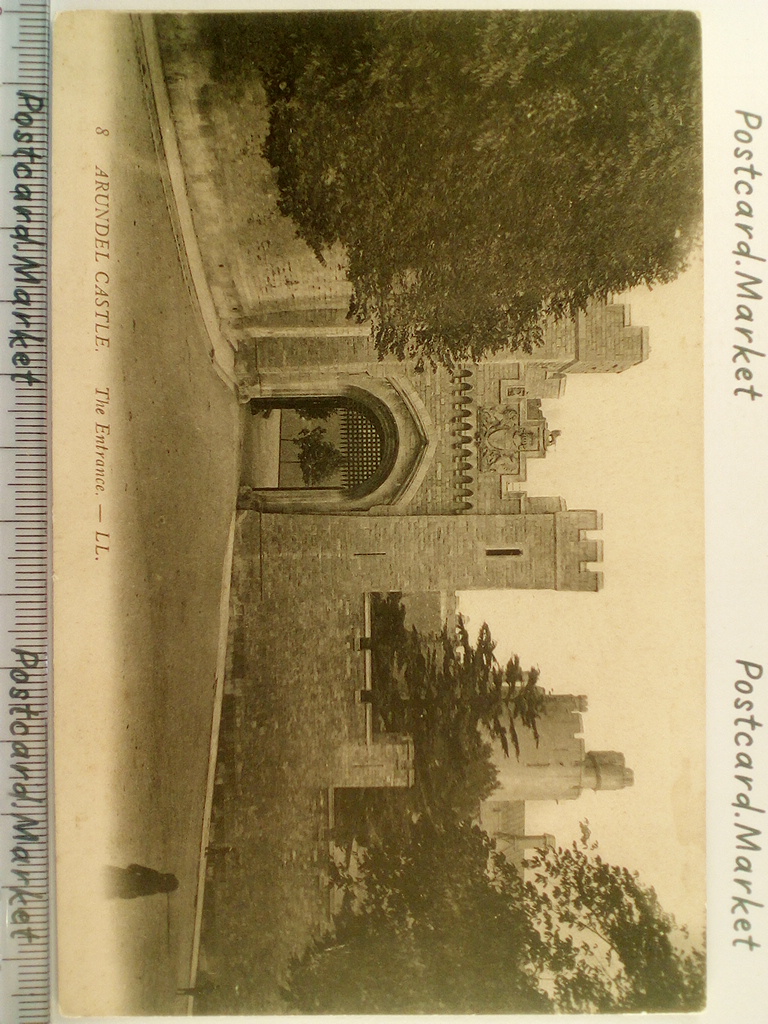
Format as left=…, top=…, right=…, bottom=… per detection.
left=460, top=255, right=706, bottom=936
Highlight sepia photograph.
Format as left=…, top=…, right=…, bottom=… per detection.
left=52, top=8, right=705, bottom=1016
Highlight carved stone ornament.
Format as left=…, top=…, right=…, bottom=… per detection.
left=476, top=404, right=541, bottom=472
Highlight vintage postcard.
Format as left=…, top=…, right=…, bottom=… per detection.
left=48, top=3, right=763, bottom=1021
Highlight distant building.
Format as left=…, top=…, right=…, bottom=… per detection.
left=478, top=800, right=556, bottom=872
left=491, top=694, right=634, bottom=803
left=479, top=693, right=633, bottom=864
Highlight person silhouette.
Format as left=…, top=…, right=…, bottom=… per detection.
left=104, top=864, right=179, bottom=899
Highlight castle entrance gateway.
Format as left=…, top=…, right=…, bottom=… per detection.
left=247, top=397, right=395, bottom=497
left=233, top=300, right=644, bottom=591
left=238, top=373, right=434, bottom=512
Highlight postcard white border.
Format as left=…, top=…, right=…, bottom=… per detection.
left=45, top=2, right=768, bottom=1023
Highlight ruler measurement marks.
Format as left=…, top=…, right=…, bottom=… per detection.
left=0, top=0, right=51, bottom=1022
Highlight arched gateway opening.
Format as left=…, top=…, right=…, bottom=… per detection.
left=238, top=374, right=433, bottom=512
left=248, top=396, right=396, bottom=499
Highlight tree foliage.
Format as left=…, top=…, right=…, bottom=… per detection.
left=370, top=592, right=544, bottom=821
left=208, top=10, right=702, bottom=366
left=277, top=595, right=706, bottom=1012
left=283, top=821, right=551, bottom=1014
left=291, top=425, right=344, bottom=485
left=285, top=817, right=705, bottom=1014
left=524, top=822, right=706, bottom=1013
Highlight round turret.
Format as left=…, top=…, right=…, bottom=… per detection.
left=582, top=751, right=634, bottom=791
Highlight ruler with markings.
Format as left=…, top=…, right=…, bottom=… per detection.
left=0, top=1, right=51, bottom=1023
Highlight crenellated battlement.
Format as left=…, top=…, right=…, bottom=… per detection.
left=490, top=694, right=633, bottom=803
left=555, top=511, right=604, bottom=592
left=572, top=302, right=649, bottom=374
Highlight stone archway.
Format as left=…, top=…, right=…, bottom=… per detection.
left=238, top=372, right=434, bottom=512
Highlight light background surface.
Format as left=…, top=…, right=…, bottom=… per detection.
left=460, top=258, right=706, bottom=938
left=48, top=2, right=768, bottom=1022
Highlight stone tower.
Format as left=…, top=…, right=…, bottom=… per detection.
left=256, top=507, right=603, bottom=597
left=490, top=695, right=634, bottom=803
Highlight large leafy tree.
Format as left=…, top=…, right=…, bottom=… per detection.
left=524, top=822, right=706, bottom=1013
left=285, top=818, right=705, bottom=1014
left=283, top=821, right=551, bottom=1014
left=208, top=10, right=702, bottom=365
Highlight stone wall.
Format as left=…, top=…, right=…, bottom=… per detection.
left=493, top=695, right=587, bottom=803
left=572, top=303, right=649, bottom=372
left=255, top=509, right=602, bottom=595
left=155, top=13, right=352, bottom=349
left=332, top=735, right=415, bottom=788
